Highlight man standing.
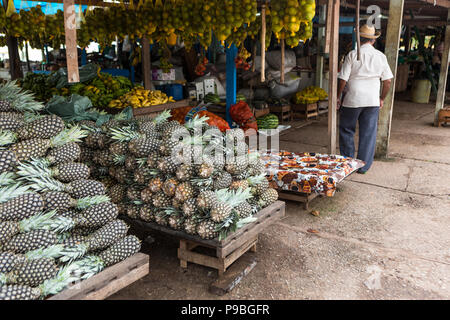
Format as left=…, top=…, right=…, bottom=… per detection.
left=337, top=24, right=393, bottom=174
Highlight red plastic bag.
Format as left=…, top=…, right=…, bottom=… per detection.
left=229, top=101, right=258, bottom=132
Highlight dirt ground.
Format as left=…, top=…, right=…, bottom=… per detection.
left=110, top=98, right=450, bottom=300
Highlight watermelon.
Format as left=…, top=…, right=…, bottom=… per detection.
left=256, top=114, right=279, bottom=129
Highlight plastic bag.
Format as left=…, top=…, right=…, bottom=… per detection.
left=269, top=72, right=301, bottom=99
left=50, top=63, right=100, bottom=89
left=265, top=50, right=296, bottom=72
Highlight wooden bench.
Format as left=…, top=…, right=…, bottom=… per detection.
left=48, top=253, right=149, bottom=300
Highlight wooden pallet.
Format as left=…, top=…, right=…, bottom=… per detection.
left=253, top=108, right=270, bottom=118
left=48, top=253, right=149, bottom=300
left=291, top=103, right=318, bottom=120
left=438, top=108, right=450, bottom=127
left=269, top=104, right=292, bottom=123
left=277, top=191, right=320, bottom=210
left=128, top=201, right=285, bottom=276
left=132, top=99, right=191, bottom=119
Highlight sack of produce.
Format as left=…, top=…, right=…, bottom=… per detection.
left=230, top=101, right=258, bottom=132
left=269, top=72, right=301, bottom=99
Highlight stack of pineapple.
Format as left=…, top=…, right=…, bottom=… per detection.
left=79, top=110, right=279, bottom=241
left=0, top=81, right=141, bottom=300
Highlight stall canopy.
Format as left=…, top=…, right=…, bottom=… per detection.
left=2, top=0, right=87, bottom=14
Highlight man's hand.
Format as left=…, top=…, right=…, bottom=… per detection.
left=337, top=98, right=341, bottom=110
left=379, top=98, right=384, bottom=109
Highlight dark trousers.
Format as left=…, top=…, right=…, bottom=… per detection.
left=339, top=106, right=379, bottom=172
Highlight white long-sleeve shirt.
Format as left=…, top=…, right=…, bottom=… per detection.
left=338, top=43, right=394, bottom=108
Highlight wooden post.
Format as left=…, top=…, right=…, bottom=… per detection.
left=434, top=9, right=450, bottom=127
left=328, top=0, right=340, bottom=155
left=25, top=41, right=31, bottom=72
left=324, top=0, right=334, bottom=54
left=261, top=4, right=266, bottom=82
left=142, top=37, right=152, bottom=90
left=251, top=41, right=257, bottom=72
left=356, top=0, right=361, bottom=61
left=63, top=0, right=80, bottom=83
left=316, top=4, right=326, bottom=88
left=375, top=0, right=405, bottom=158
left=280, top=38, right=285, bottom=84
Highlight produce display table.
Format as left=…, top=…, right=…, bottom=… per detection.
left=132, top=99, right=191, bottom=119
left=123, top=201, right=285, bottom=294
left=261, top=151, right=365, bottom=209
left=48, top=253, right=149, bottom=300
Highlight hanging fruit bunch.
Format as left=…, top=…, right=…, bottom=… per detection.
left=235, top=46, right=251, bottom=71
left=195, top=56, right=208, bottom=76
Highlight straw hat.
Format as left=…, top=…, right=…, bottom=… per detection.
left=359, top=24, right=381, bottom=39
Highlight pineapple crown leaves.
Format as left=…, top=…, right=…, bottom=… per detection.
left=39, top=215, right=76, bottom=234
left=236, top=216, right=257, bottom=229
left=75, top=195, right=111, bottom=210
left=38, top=264, right=82, bottom=297
left=184, top=115, right=209, bottom=131
left=18, top=210, right=59, bottom=233
left=216, top=211, right=240, bottom=241
left=16, top=158, right=53, bottom=180
left=109, top=126, right=142, bottom=142
left=0, top=81, right=45, bottom=113
left=247, top=174, right=267, bottom=186
left=50, top=126, right=88, bottom=148
left=248, top=151, right=261, bottom=163
left=215, top=187, right=253, bottom=208
left=22, top=111, right=44, bottom=123
left=159, top=206, right=182, bottom=217
left=27, top=175, right=65, bottom=193
left=113, top=154, right=126, bottom=165
left=153, top=110, right=171, bottom=124
left=25, top=244, right=66, bottom=260
left=58, top=243, right=89, bottom=263
left=69, top=255, right=104, bottom=280
left=81, top=124, right=101, bottom=133
left=0, top=183, right=32, bottom=204
left=0, top=172, right=17, bottom=187
left=0, top=129, right=17, bottom=147
left=190, top=176, right=214, bottom=189
left=136, top=158, right=149, bottom=168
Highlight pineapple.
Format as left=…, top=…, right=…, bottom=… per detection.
left=197, top=162, right=214, bottom=178
left=213, top=171, right=233, bottom=190
left=235, top=201, right=253, bottom=218
left=157, top=156, right=179, bottom=175
left=230, top=179, right=250, bottom=190
left=152, top=193, right=172, bottom=208
left=0, top=258, right=57, bottom=287
left=176, top=164, right=194, bottom=182
left=146, top=153, right=160, bottom=168
left=0, top=192, right=44, bottom=221
left=182, top=198, right=197, bottom=217
left=124, top=155, right=138, bottom=171
left=79, top=146, right=94, bottom=163
left=56, top=219, right=130, bottom=262
left=259, top=188, right=278, bottom=207
left=126, top=186, right=142, bottom=201
left=108, top=143, right=128, bottom=159
left=0, top=210, right=58, bottom=245
left=108, top=184, right=126, bottom=204
left=17, top=160, right=90, bottom=183
left=196, top=219, right=219, bottom=240
left=113, top=166, right=132, bottom=184
left=210, top=201, right=233, bottom=223
left=139, top=187, right=152, bottom=204
left=27, top=176, right=106, bottom=199
left=2, top=230, right=59, bottom=254
left=154, top=211, right=169, bottom=226
left=0, top=150, right=18, bottom=173
left=171, top=198, right=183, bottom=210
left=174, top=182, right=195, bottom=203
left=225, top=156, right=248, bottom=176
left=109, top=126, right=160, bottom=157
left=84, top=131, right=108, bottom=149
left=162, top=178, right=179, bottom=197
left=148, top=177, right=163, bottom=193
left=139, top=205, right=155, bottom=222
left=42, top=191, right=109, bottom=212
left=60, top=234, right=86, bottom=246
left=64, top=202, right=119, bottom=229
left=126, top=205, right=140, bottom=219
left=196, top=190, right=218, bottom=211
left=0, top=284, right=42, bottom=300
left=46, top=142, right=81, bottom=165
left=247, top=174, right=270, bottom=196
left=0, top=112, right=24, bottom=132
left=183, top=216, right=199, bottom=235
left=0, top=252, right=26, bottom=274
left=7, top=126, right=87, bottom=162
left=71, top=235, right=141, bottom=280
left=0, top=81, right=45, bottom=114
left=15, top=115, right=64, bottom=140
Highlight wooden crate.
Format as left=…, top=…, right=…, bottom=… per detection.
left=132, top=99, right=191, bottom=119
left=128, top=201, right=285, bottom=275
left=48, top=253, right=149, bottom=300
left=269, top=104, right=292, bottom=123
left=278, top=191, right=320, bottom=210
left=291, top=103, right=318, bottom=120
left=438, top=108, right=450, bottom=127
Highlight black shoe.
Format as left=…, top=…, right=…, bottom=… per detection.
left=357, top=169, right=367, bottom=174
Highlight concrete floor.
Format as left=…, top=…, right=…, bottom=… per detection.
left=110, top=99, right=450, bottom=300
